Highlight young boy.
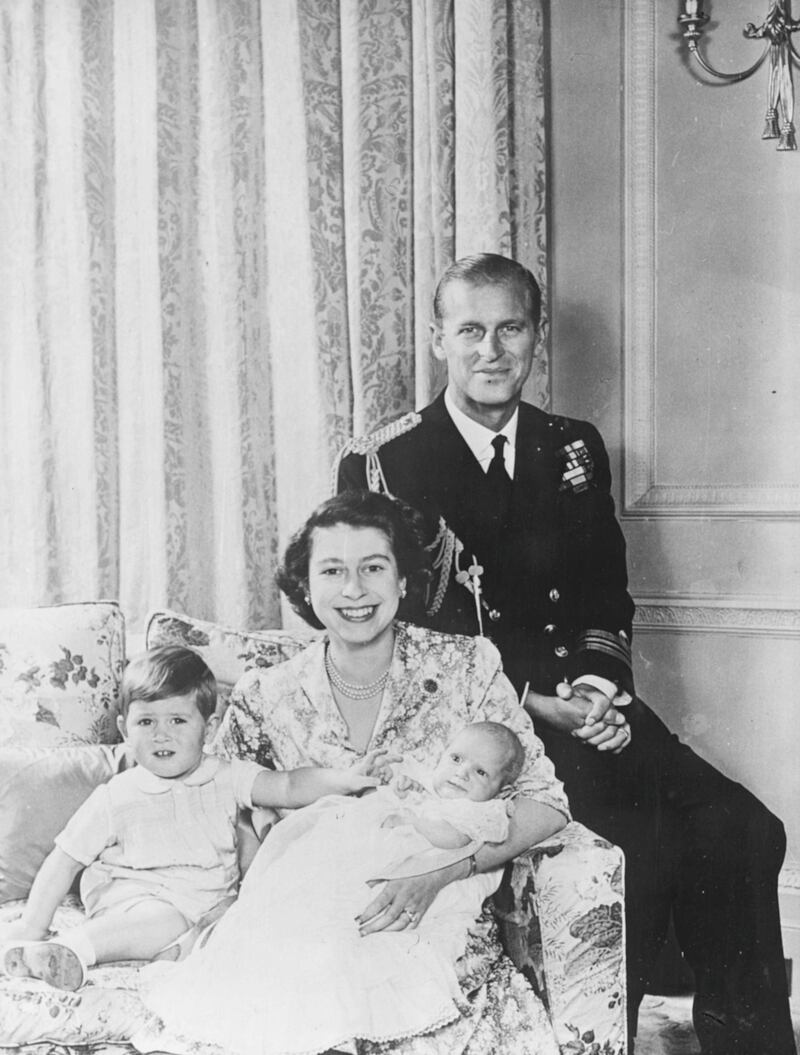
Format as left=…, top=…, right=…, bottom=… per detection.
left=0, top=645, right=380, bottom=991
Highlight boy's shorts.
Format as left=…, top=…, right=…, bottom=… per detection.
left=80, top=863, right=234, bottom=927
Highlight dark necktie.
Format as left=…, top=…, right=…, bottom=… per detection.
left=486, top=434, right=512, bottom=511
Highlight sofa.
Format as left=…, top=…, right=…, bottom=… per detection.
left=0, top=601, right=627, bottom=1055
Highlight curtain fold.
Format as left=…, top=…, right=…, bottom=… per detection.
left=0, top=0, right=547, bottom=631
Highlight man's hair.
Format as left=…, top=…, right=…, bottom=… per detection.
left=277, top=490, right=431, bottom=629
left=432, top=253, right=543, bottom=329
left=468, top=721, right=526, bottom=786
left=121, top=646, right=217, bottom=720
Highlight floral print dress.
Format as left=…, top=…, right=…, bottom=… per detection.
left=178, top=622, right=569, bottom=1055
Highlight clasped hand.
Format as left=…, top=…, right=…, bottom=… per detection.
left=528, top=683, right=632, bottom=754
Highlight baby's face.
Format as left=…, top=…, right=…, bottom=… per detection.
left=432, top=728, right=508, bottom=802
left=118, top=692, right=213, bottom=781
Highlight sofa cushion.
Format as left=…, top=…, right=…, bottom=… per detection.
left=144, top=609, right=320, bottom=716
left=0, top=742, right=127, bottom=904
left=0, top=601, right=125, bottom=745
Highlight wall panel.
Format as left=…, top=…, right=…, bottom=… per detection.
left=549, top=0, right=800, bottom=856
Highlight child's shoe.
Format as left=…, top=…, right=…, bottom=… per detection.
left=2, top=940, right=86, bottom=991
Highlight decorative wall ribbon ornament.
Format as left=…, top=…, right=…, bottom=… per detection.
left=678, top=0, right=800, bottom=151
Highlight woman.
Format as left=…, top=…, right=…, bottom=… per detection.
left=142, top=491, right=570, bottom=1055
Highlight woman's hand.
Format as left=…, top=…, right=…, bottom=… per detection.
left=355, top=860, right=465, bottom=935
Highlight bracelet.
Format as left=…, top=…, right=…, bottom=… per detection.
left=466, top=853, right=477, bottom=878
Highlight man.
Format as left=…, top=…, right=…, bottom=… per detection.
left=336, top=253, right=795, bottom=1054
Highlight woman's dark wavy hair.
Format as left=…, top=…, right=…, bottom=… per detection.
left=277, top=491, right=432, bottom=630
left=432, top=252, right=543, bottom=329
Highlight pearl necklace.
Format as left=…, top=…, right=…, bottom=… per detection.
left=325, top=649, right=389, bottom=701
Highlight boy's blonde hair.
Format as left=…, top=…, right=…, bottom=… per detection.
left=469, top=721, right=526, bottom=786
left=121, top=646, right=217, bottom=720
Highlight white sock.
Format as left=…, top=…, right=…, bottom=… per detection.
left=55, top=929, right=96, bottom=968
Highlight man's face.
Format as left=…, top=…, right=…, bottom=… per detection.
left=431, top=278, right=539, bottom=429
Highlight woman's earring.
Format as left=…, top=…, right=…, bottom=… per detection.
left=399, top=584, right=407, bottom=599
left=304, top=592, right=311, bottom=606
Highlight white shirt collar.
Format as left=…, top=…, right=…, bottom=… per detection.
left=444, top=388, right=518, bottom=475
left=128, top=753, right=221, bottom=794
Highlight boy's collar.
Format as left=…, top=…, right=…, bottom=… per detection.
left=129, top=753, right=221, bottom=794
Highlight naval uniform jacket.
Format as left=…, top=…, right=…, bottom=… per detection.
left=336, top=392, right=635, bottom=699
left=338, top=395, right=797, bottom=1051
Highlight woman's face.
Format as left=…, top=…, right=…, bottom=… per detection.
left=307, top=523, right=406, bottom=650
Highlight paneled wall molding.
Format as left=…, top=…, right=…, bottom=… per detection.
left=633, top=596, right=800, bottom=636
left=621, top=0, right=800, bottom=520
left=623, top=484, right=800, bottom=518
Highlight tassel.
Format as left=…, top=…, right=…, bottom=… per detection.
left=762, top=106, right=780, bottom=138
left=777, top=121, right=797, bottom=150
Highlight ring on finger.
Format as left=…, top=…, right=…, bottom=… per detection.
left=402, top=909, right=418, bottom=923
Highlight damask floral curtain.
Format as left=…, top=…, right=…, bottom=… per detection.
left=0, top=0, right=548, bottom=632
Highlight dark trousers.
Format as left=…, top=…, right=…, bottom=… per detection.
left=540, top=698, right=796, bottom=1055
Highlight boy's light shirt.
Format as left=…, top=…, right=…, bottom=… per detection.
left=129, top=754, right=261, bottom=808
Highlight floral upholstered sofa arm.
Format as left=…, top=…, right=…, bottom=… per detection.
left=493, top=821, right=627, bottom=1055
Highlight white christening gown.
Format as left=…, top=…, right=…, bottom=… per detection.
left=141, top=788, right=510, bottom=1055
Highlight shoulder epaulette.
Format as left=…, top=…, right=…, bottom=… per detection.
left=345, top=411, right=421, bottom=456
left=331, top=412, right=421, bottom=495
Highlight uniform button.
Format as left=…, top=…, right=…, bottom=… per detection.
left=543, top=624, right=556, bottom=634
left=555, top=646, right=569, bottom=658
left=549, top=588, right=560, bottom=603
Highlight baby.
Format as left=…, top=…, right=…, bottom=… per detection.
left=0, top=645, right=379, bottom=991
left=376, top=720, right=525, bottom=866
left=138, top=721, right=528, bottom=1055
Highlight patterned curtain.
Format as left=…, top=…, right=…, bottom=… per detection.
left=0, top=0, right=547, bottom=632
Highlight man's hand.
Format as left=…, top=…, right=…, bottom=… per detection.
left=524, top=684, right=632, bottom=754
left=567, top=682, right=631, bottom=753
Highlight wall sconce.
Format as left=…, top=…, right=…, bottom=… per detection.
left=678, top=0, right=800, bottom=150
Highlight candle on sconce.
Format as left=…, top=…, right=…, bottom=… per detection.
left=684, top=0, right=701, bottom=16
